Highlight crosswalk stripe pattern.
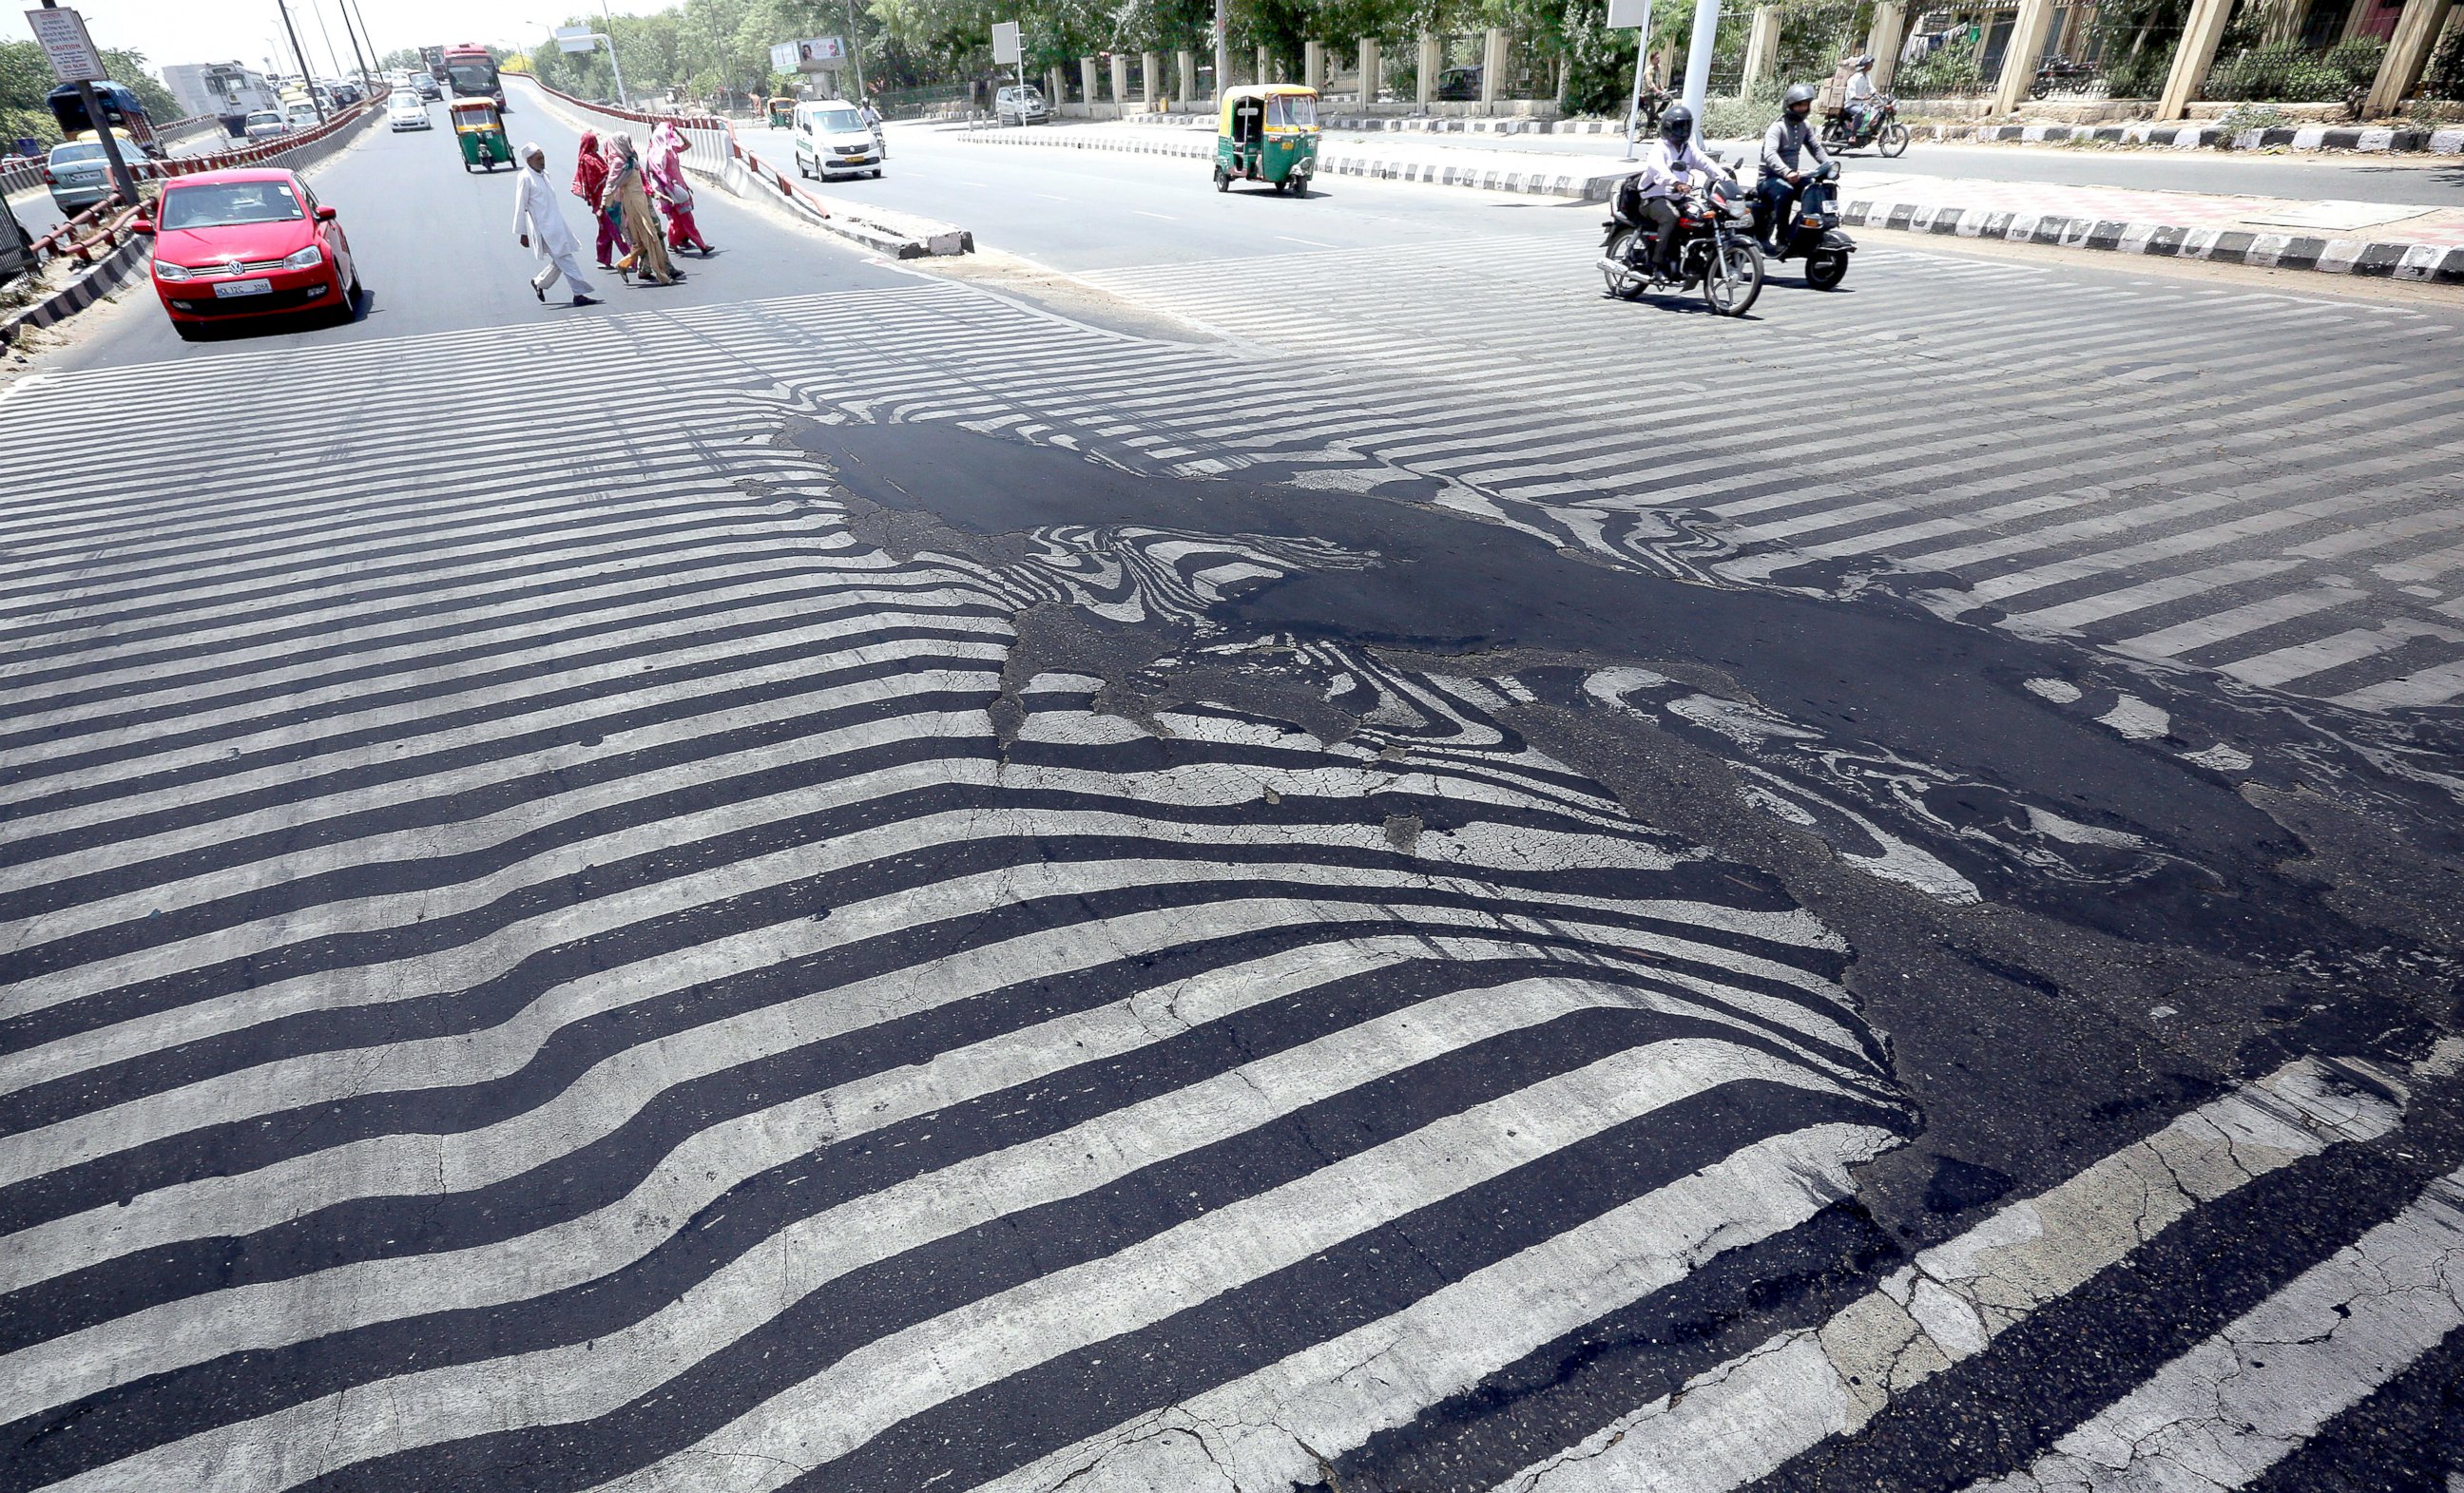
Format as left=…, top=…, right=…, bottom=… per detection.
left=2, top=267, right=2454, bottom=1492
left=1074, top=234, right=2464, bottom=713
left=0, top=290, right=1905, bottom=1492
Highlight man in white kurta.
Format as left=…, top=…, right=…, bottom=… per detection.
left=512, top=143, right=598, bottom=306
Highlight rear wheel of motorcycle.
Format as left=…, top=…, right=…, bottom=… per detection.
left=1806, top=249, right=1848, bottom=290
left=1603, top=228, right=1646, bottom=300
left=1879, top=123, right=1910, bottom=158
left=1703, top=239, right=1762, bottom=316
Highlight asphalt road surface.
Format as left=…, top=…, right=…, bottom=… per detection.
left=4, top=75, right=2464, bottom=1493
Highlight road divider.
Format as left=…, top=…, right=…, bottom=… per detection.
left=514, top=73, right=972, bottom=260
left=958, top=123, right=2464, bottom=283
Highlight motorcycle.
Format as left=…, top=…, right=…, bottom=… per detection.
left=1820, top=93, right=1909, bottom=157
left=1750, top=160, right=1856, bottom=291
left=1599, top=171, right=1764, bottom=317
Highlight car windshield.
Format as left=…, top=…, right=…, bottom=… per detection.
left=161, top=180, right=305, bottom=230
left=812, top=107, right=863, bottom=132
left=49, top=143, right=106, bottom=163
left=246, top=111, right=279, bottom=124
left=1267, top=94, right=1316, bottom=127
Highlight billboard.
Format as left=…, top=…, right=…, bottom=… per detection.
left=770, top=36, right=844, bottom=73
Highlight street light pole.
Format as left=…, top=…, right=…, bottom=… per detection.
left=1213, top=0, right=1225, bottom=103
left=1622, top=0, right=1655, bottom=161
left=333, top=0, right=375, bottom=90
left=274, top=0, right=328, bottom=122
left=596, top=0, right=629, bottom=107
left=1680, top=0, right=1721, bottom=131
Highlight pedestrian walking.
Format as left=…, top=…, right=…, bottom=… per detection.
left=573, top=128, right=626, bottom=268
left=512, top=143, right=599, bottom=307
left=602, top=131, right=682, bottom=287
left=646, top=120, right=713, bottom=257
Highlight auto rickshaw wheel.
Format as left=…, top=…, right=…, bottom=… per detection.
left=1273, top=178, right=1288, bottom=195
left=1214, top=165, right=1229, bottom=192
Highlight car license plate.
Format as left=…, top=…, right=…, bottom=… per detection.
left=213, top=279, right=273, bottom=298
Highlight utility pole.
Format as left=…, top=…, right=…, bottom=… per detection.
left=1620, top=0, right=1655, bottom=161
left=1213, top=0, right=1226, bottom=103
left=344, top=0, right=382, bottom=76
left=35, top=1, right=139, bottom=208
left=275, top=0, right=327, bottom=120
left=843, top=0, right=867, bottom=99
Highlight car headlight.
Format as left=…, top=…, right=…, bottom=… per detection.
left=282, top=244, right=325, bottom=270
left=155, top=261, right=193, bottom=281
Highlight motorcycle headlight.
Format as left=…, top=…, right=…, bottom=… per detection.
left=282, top=244, right=324, bottom=270
left=155, top=261, right=193, bottom=281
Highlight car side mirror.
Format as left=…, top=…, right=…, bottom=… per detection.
left=316, top=204, right=337, bottom=221
left=131, top=217, right=155, bottom=235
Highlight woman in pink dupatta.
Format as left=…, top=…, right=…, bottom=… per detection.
left=645, top=120, right=713, bottom=257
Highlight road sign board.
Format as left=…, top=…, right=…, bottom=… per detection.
left=991, top=21, right=1021, bottom=65
left=1607, top=0, right=1651, bottom=27
left=771, top=36, right=843, bottom=73
left=555, top=26, right=596, bottom=54
left=25, top=6, right=106, bottom=84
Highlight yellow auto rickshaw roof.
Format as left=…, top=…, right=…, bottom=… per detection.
left=1220, top=83, right=1317, bottom=131
left=449, top=99, right=498, bottom=115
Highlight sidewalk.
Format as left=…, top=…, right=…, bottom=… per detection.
left=957, top=122, right=2464, bottom=283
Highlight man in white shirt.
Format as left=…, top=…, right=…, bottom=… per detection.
left=512, top=142, right=599, bottom=307
left=1627, top=103, right=1731, bottom=278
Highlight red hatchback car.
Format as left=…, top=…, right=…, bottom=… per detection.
left=138, top=167, right=360, bottom=339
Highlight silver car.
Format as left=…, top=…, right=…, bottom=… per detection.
left=995, top=85, right=1050, bottom=125
left=43, top=140, right=128, bottom=215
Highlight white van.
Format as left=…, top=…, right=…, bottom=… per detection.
left=791, top=99, right=882, bottom=181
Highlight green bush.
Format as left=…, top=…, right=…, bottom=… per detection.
left=2204, top=37, right=2381, bottom=102
left=1894, top=47, right=1983, bottom=97
left=2425, top=20, right=2464, bottom=101
left=1702, top=79, right=1777, bottom=138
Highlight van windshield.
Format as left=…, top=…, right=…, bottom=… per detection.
left=810, top=107, right=862, bottom=132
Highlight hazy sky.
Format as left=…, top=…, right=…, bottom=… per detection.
left=2, top=0, right=657, bottom=73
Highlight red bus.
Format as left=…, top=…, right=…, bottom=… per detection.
left=440, top=45, right=506, bottom=111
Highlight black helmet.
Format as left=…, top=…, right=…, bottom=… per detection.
left=1784, top=83, right=1819, bottom=112
left=1660, top=102, right=1693, bottom=144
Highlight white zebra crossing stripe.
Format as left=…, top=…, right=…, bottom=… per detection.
left=960, top=1123, right=1900, bottom=1493
left=1484, top=1058, right=2406, bottom=1493
left=1962, top=1167, right=2464, bottom=1493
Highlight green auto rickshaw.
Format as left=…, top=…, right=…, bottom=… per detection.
left=1214, top=84, right=1319, bottom=195
left=766, top=95, right=797, bottom=129
left=452, top=96, right=510, bottom=171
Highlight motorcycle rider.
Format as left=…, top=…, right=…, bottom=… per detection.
left=1758, top=83, right=1833, bottom=255
left=1628, top=102, right=1731, bottom=279
left=1843, top=55, right=1879, bottom=141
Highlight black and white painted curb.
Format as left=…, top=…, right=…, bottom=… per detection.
left=1310, top=113, right=2464, bottom=156
left=1835, top=197, right=2464, bottom=282
left=1927, top=120, right=2464, bottom=153
left=961, top=124, right=2464, bottom=282
left=960, top=126, right=1622, bottom=201
left=0, top=232, right=148, bottom=346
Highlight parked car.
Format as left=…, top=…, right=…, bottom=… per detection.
left=42, top=136, right=142, bottom=216
left=1434, top=65, right=1481, bottom=100
left=995, top=84, right=1050, bottom=125
left=791, top=99, right=882, bottom=180
left=137, top=167, right=360, bottom=340
left=387, top=92, right=431, bottom=130
left=243, top=108, right=289, bottom=141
